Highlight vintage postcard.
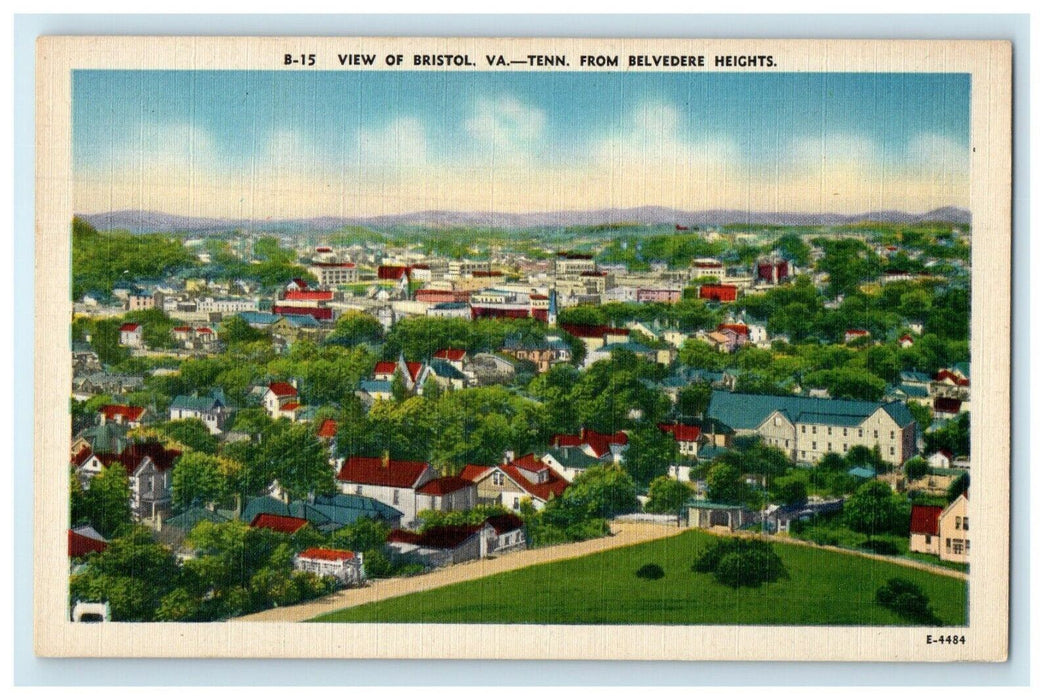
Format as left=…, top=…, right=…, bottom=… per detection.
left=35, top=36, right=1011, bottom=661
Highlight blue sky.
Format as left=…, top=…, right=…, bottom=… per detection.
left=72, top=70, right=970, bottom=218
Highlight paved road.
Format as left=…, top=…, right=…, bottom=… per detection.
left=236, top=524, right=966, bottom=622
left=237, top=521, right=682, bottom=622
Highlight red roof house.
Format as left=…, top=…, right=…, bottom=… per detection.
left=267, top=381, right=298, bottom=398
left=296, top=547, right=358, bottom=562
left=317, top=418, right=338, bottom=440
left=337, top=456, right=433, bottom=489
left=416, top=476, right=474, bottom=496
left=250, top=513, right=309, bottom=534
left=433, top=348, right=467, bottom=363
left=98, top=404, right=146, bottom=424
left=658, top=423, right=702, bottom=443
left=910, top=505, right=944, bottom=536
left=68, top=527, right=108, bottom=557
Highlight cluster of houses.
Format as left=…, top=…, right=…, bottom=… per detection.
left=70, top=233, right=976, bottom=599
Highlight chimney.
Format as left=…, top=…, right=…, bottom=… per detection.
left=504, top=450, right=514, bottom=465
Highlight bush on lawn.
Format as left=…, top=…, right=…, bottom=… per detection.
left=875, top=578, right=941, bottom=624
left=635, top=563, right=665, bottom=580
left=692, top=537, right=788, bottom=588
left=861, top=538, right=901, bottom=556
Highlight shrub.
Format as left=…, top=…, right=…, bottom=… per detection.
left=860, top=538, right=901, bottom=556
left=635, top=563, right=665, bottom=580
left=692, top=537, right=788, bottom=588
left=875, top=578, right=941, bottom=624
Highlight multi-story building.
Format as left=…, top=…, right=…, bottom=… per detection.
left=706, top=391, right=917, bottom=465
left=308, top=262, right=359, bottom=287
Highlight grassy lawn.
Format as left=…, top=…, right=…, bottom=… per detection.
left=312, top=531, right=967, bottom=626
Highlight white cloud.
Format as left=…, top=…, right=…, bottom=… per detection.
left=353, top=117, right=431, bottom=169
left=106, top=122, right=221, bottom=176
left=464, top=95, right=549, bottom=162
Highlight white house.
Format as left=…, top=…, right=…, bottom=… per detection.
left=293, top=548, right=366, bottom=586
left=261, top=381, right=299, bottom=419
left=337, top=456, right=438, bottom=527
left=118, top=323, right=143, bottom=348
left=169, top=394, right=229, bottom=435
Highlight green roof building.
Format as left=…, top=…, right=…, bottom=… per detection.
left=707, top=391, right=917, bottom=466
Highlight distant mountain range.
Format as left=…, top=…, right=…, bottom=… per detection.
left=79, top=206, right=971, bottom=235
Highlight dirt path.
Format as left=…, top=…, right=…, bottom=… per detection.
left=237, top=521, right=682, bottom=622
left=765, top=534, right=970, bottom=581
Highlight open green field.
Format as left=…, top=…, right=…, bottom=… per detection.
left=313, top=531, right=967, bottom=626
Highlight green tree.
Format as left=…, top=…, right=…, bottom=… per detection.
left=645, top=477, right=694, bottom=514
left=87, top=318, right=130, bottom=366
left=69, top=526, right=180, bottom=621
left=157, top=418, right=220, bottom=455
left=219, top=315, right=268, bottom=345
left=843, top=480, right=909, bottom=536
left=70, top=463, right=133, bottom=539
left=259, top=422, right=336, bottom=501
left=705, top=462, right=744, bottom=504
left=330, top=519, right=391, bottom=552
left=623, top=424, right=679, bottom=487
left=555, top=466, right=638, bottom=520
left=904, top=456, right=929, bottom=481
left=692, top=537, right=788, bottom=588
left=327, top=311, right=384, bottom=348
left=771, top=473, right=808, bottom=506
left=678, top=383, right=713, bottom=417
left=946, top=472, right=970, bottom=503
left=875, top=578, right=940, bottom=624
left=171, top=452, right=228, bottom=509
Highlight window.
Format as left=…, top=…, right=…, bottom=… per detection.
left=843, top=444, right=848, bottom=451
left=925, top=535, right=932, bottom=545
left=945, top=538, right=951, bottom=548
left=963, top=517, right=969, bottom=531
left=874, top=430, right=879, bottom=439
left=858, top=429, right=864, bottom=437
left=812, top=442, right=817, bottom=450
left=493, top=472, right=505, bottom=486
left=355, top=485, right=363, bottom=495
left=827, top=427, right=832, bottom=436
left=513, top=497, right=520, bottom=509
left=955, top=516, right=961, bottom=529
left=392, top=490, right=399, bottom=505
left=827, top=443, right=832, bottom=451
left=843, top=429, right=848, bottom=437
left=890, top=431, right=895, bottom=439
left=890, top=447, right=895, bottom=456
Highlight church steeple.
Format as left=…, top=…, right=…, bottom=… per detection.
left=547, top=287, right=558, bottom=328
